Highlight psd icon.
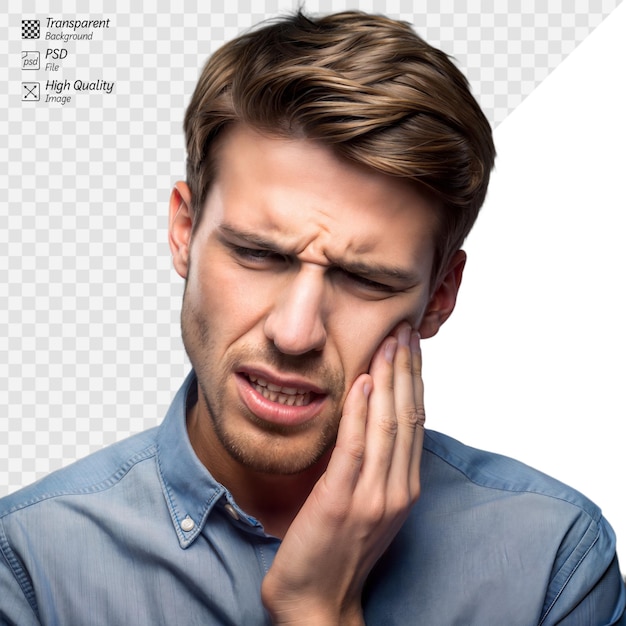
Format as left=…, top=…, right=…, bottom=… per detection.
left=22, top=51, right=40, bottom=70
left=22, top=20, right=40, bottom=39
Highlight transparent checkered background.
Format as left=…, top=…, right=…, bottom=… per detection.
left=0, top=0, right=621, bottom=493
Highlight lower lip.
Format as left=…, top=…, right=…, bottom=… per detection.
left=235, top=374, right=326, bottom=427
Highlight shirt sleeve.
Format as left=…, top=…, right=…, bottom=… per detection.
left=0, top=522, right=40, bottom=626
left=540, top=515, right=626, bottom=625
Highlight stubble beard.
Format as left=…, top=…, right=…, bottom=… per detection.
left=181, top=288, right=345, bottom=475
left=198, top=380, right=340, bottom=475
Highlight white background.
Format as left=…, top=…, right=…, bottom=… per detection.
left=423, top=3, right=626, bottom=560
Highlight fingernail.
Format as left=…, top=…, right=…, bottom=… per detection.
left=363, top=381, right=372, bottom=397
left=384, top=338, right=398, bottom=362
left=410, top=331, right=421, bottom=352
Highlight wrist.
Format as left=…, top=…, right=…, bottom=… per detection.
left=263, top=588, right=364, bottom=626
left=268, top=608, right=364, bottom=626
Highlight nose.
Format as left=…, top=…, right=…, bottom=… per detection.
left=264, top=265, right=327, bottom=355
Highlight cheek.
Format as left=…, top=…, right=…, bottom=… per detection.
left=186, top=255, right=271, bottom=341
left=331, top=295, right=426, bottom=376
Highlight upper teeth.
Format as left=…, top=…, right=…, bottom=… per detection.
left=248, top=375, right=314, bottom=406
left=249, top=375, right=309, bottom=396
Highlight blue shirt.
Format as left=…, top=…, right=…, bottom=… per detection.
left=1, top=371, right=624, bottom=625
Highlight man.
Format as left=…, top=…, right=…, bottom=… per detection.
left=1, top=10, right=624, bottom=625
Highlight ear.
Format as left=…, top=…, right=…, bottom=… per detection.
left=417, top=250, right=466, bottom=339
left=168, top=181, right=194, bottom=279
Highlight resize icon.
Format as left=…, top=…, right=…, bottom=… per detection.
left=22, top=51, right=40, bottom=70
left=22, top=19, right=40, bottom=39
left=22, top=82, right=40, bottom=101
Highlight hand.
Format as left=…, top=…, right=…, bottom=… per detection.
left=261, top=324, right=425, bottom=625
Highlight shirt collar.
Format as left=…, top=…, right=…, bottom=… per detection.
left=156, top=370, right=226, bottom=548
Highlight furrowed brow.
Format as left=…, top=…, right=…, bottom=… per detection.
left=217, top=224, right=287, bottom=253
left=332, top=257, right=420, bottom=285
left=218, top=223, right=421, bottom=285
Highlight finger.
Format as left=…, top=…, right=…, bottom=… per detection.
left=323, top=373, right=372, bottom=496
left=359, top=335, right=398, bottom=486
left=407, top=330, right=425, bottom=495
left=386, top=324, right=419, bottom=487
left=387, top=326, right=425, bottom=500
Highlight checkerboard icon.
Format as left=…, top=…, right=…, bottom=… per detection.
left=22, top=19, right=40, bottom=39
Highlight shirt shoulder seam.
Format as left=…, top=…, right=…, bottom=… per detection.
left=423, top=429, right=600, bottom=521
left=0, top=443, right=158, bottom=518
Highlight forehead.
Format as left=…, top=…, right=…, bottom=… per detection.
left=202, top=124, right=438, bottom=271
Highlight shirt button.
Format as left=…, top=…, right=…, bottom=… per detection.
left=224, top=503, right=239, bottom=521
left=181, top=516, right=195, bottom=532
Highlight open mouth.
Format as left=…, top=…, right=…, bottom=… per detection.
left=236, top=370, right=328, bottom=427
left=247, top=374, right=314, bottom=407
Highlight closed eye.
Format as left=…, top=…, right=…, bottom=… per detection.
left=335, top=268, right=396, bottom=293
left=231, top=246, right=287, bottom=264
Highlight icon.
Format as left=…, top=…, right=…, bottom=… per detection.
left=22, top=20, right=40, bottom=39
left=22, top=82, right=40, bottom=101
left=22, top=51, right=40, bottom=70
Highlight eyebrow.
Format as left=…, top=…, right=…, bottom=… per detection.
left=217, top=223, right=421, bottom=285
left=218, top=224, right=285, bottom=254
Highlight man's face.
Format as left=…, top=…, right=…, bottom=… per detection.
left=170, top=124, right=460, bottom=477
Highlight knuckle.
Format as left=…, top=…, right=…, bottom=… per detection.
left=327, top=502, right=352, bottom=525
left=337, top=436, right=365, bottom=464
left=388, top=491, right=412, bottom=514
left=364, top=495, right=387, bottom=523
left=377, top=413, right=398, bottom=436
left=398, top=406, right=426, bottom=429
left=388, top=483, right=421, bottom=515
left=408, top=478, right=422, bottom=506
left=313, top=489, right=352, bottom=525
left=412, top=483, right=422, bottom=504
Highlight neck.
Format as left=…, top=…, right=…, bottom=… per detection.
left=218, top=459, right=329, bottom=538
left=187, top=393, right=331, bottom=539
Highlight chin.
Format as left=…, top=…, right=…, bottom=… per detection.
left=222, top=430, right=336, bottom=476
